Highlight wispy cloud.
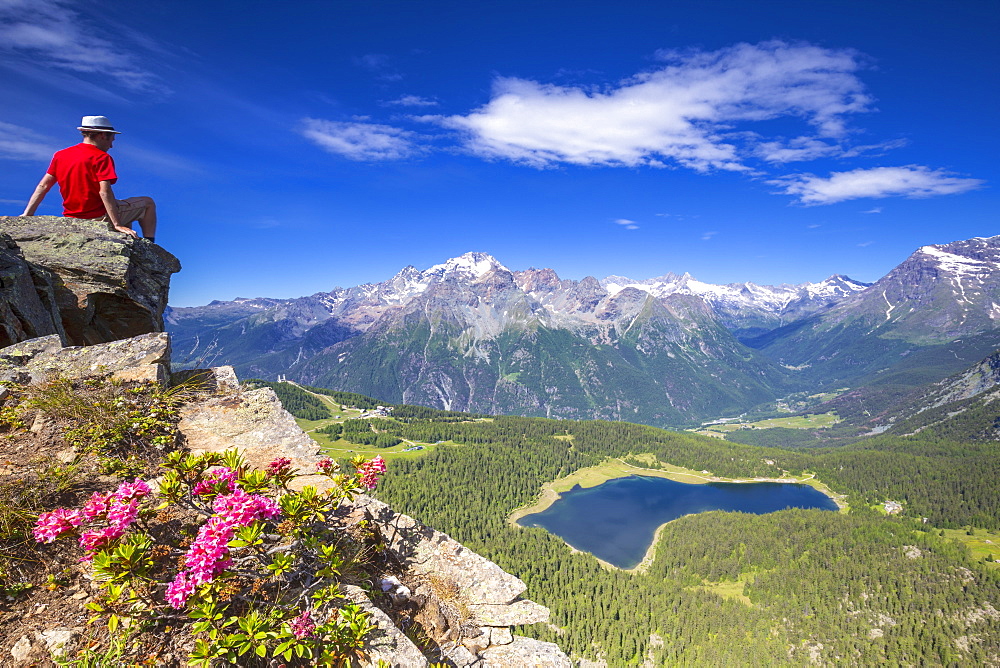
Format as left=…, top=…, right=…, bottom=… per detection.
left=702, top=231, right=718, bottom=241
left=857, top=241, right=874, bottom=247
left=755, top=137, right=840, bottom=163
left=0, top=121, right=57, bottom=161
left=299, top=118, right=418, bottom=160
left=755, top=137, right=908, bottom=164
left=0, top=0, right=168, bottom=95
left=352, top=53, right=403, bottom=81
left=383, top=95, right=438, bottom=107
left=770, top=165, right=985, bottom=205
left=614, top=218, right=639, bottom=230
left=435, top=41, right=872, bottom=171
left=862, top=207, right=883, bottom=214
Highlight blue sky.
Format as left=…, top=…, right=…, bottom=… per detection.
left=1, top=0, right=996, bottom=306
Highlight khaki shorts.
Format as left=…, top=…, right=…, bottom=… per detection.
left=113, top=197, right=148, bottom=225
left=99, top=197, right=147, bottom=227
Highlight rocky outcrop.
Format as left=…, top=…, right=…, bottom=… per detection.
left=0, top=216, right=180, bottom=346
left=0, top=233, right=63, bottom=347
left=0, top=333, right=569, bottom=667
left=0, top=332, right=171, bottom=385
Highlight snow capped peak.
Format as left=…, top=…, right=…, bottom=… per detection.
left=426, top=252, right=509, bottom=280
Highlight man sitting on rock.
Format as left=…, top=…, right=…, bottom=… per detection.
left=22, top=115, right=157, bottom=243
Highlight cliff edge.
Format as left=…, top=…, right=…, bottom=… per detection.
left=0, top=216, right=180, bottom=347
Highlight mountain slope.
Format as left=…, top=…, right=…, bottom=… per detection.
left=750, top=235, right=1000, bottom=388
left=288, top=258, right=792, bottom=425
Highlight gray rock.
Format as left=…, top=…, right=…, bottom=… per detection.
left=38, top=627, right=81, bottom=658
left=0, top=233, right=63, bottom=347
left=443, top=642, right=481, bottom=667
left=489, top=627, right=514, bottom=645
left=469, top=599, right=549, bottom=626
left=357, top=495, right=529, bottom=606
left=177, top=386, right=322, bottom=474
left=9, top=635, right=33, bottom=663
left=1, top=216, right=180, bottom=346
left=340, top=585, right=429, bottom=667
left=0, top=332, right=170, bottom=385
left=170, top=366, right=240, bottom=393
left=479, top=636, right=573, bottom=667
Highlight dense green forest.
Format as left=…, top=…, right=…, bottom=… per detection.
left=364, top=414, right=1000, bottom=665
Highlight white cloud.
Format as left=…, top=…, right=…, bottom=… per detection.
left=614, top=218, right=639, bottom=230
left=756, top=137, right=840, bottom=163
left=384, top=95, right=438, bottom=107
left=770, top=165, right=985, bottom=205
left=0, top=0, right=167, bottom=94
left=299, top=118, right=418, bottom=161
left=862, top=207, right=883, bottom=214
left=0, top=121, right=57, bottom=161
left=702, top=231, right=718, bottom=241
left=437, top=41, right=872, bottom=171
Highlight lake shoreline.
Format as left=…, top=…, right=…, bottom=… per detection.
left=509, top=457, right=846, bottom=570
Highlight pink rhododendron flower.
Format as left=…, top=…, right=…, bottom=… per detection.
left=193, top=466, right=238, bottom=496
left=315, top=458, right=335, bottom=474
left=81, top=492, right=112, bottom=520
left=289, top=610, right=316, bottom=639
left=213, top=488, right=281, bottom=525
left=106, top=499, right=140, bottom=529
left=165, top=572, right=196, bottom=609
left=166, top=488, right=283, bottom=608
left=266, top=457, right=292, bottom=476
left=357, top=456, right=387, bottom=490
left=114, top=478, right=151, bottom=502
left=79, top=524, right=125, bottom=554
left=32, top=508, right=84, bottom=543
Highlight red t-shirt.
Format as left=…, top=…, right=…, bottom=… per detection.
left=46, top=143, right=118, bottom=219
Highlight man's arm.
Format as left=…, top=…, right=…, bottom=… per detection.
left=98, top=180, right=138, bottom=238
left=22, top=174, right=57, bottom=216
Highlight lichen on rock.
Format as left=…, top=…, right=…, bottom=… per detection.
left=1, top=216, right=180, bottom=346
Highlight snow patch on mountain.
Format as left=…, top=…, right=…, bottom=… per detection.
left=919, top=245, right=998, bottom=276
left=601, top=272, right=868, bottom=316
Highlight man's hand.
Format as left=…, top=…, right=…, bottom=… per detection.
left=113, top=225, right=139, bottom=239
left=98, top=180, right=137, bottom=239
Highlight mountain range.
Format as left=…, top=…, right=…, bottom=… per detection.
left=167, top=235, right=1000, bottom=428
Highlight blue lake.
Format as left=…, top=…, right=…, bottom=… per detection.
left=517, top=476, right=839, bottom=569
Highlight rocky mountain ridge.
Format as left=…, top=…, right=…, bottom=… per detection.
left=167, top=236, right=1000, bottom=426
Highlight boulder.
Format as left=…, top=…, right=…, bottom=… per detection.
left=177, top=386, right=323, bottom=473
left=0, top=332, right=171, bottom=385
left=0, top=216, right=180, bottom=346
left=0, top=233, right=63, bottom=347
left=480, top=637, right=574, bottom=667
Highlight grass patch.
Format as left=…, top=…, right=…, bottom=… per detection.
left=940, top=528, right=1000, bottom=569
left=694, top=578, right=753, bottom=606
left=695, top=412, right=841, bottom=436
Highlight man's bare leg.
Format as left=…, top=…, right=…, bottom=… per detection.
left=134, top=196, right=157, bottom=240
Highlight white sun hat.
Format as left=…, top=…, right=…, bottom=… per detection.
left=77, top=115, right=122, bottom=134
